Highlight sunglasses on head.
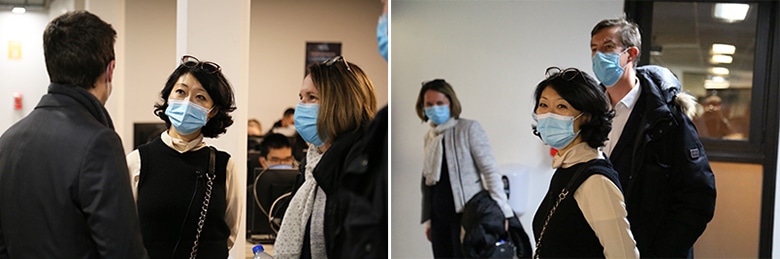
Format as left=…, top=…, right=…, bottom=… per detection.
left=545, top=67, right=583, bottom=81
left=323, top=55, right=352, bottom=72
left=181, top=55, right=221, bottom=74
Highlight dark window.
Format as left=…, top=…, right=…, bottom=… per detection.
left=627, top=1, right=780, bottom=257
left=627, top=0, right=776, bottom=164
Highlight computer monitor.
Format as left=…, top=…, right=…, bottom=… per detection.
left=133, top=123, right=167, bottom=149
left=247, top=167, right=299, bottom=243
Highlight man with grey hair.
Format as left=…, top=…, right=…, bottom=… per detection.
left=589, top=17, right=716, bottom=258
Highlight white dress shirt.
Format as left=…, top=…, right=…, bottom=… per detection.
left=126, top=131, right=242, bottom=249
left=603, top=81, right=642, bottom=157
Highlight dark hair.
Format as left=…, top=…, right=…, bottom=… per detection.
left=283, top=108, right=295, bottom=117
left=415, top=79, right=462, bottom=122
left=591, top=18, right=642, bottom=67
left=43, top=11, right=116, bottom=89
left=532, top=68, right=614, bottom=148
left=306, top=57, right=377, bottom=143
left=259, top=133, right=292, bottom=158
left=153, top=63, right=236, bottom=138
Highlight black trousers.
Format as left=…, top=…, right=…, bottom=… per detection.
left=430, top=211, right=463, bottom=258
left=429, top=162, right=463, bottom=258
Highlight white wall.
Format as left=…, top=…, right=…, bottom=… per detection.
left=249, top=0, right=388, bottom=132
left=123, top=0, right=176, bottom=152
left=390, top=1, right=623, bottom=257
left=0, top=10, right=50, bottom=133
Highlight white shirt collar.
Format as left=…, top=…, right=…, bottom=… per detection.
left=610, top=79, right=642, bottom=110
left=161, top=131, right=207, bottom=153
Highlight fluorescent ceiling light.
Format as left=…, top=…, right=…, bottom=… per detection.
left=710, top=55, right=733, bottom=64
left=714, top=3, right=749, bottom=22
left=11, top=7, right=26, bottom=14
left=711, top=43, right=736, bottom=55
left=705, top=79, right=730, bottom=89
left=709, top=67, right=730, bottom=75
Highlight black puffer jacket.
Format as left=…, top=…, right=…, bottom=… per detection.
left=610, top=65, right=716, bottom=258
left=461, top=190, right=531, bottom=258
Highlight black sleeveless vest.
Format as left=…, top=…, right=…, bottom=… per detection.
left=532, top=159, right=622, bottom=258
left=137, top=137, right=231, bottom=259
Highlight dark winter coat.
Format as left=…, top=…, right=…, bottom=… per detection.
left=611, top=66, right=717, bottom=258
left=292, top=125, right=368, bottom=258
left=0, top=84, right=148, bottom=258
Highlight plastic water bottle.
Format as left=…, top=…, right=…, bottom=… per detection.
left=253, top=244, right=274, bottom=259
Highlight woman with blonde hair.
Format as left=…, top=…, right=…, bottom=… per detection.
left=274, top=56, right=376, bottom=259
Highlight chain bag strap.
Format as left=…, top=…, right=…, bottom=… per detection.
left=533, top=160, right=594, bottom=259
left=189, top=147, right=216, bottom=259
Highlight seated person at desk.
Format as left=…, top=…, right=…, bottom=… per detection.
left=268, top=108, right=296, bottom=137
left=259, top=133, right=296, bottom=170
left=248, top=133, right=296, bottom=184
left=267, top=108, right=307, bottom=161
left=248, top=118, right=263, bottom=151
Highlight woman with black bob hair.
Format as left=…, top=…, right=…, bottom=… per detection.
left=155, top=57, right=236, bottom=137
left=530, top=67, right=639, bottom=258
left=126, top=55, right=241, bottom=259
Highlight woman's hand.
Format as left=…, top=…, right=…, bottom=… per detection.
left=425, top=227, right=432, bottom=241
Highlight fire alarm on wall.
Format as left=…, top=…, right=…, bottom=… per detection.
left=13, top=92, right=22, bottom=110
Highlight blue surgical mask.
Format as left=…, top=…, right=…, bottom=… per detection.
left=165, top=99, right=211, bottom=135
left=591, top=49, right=628, bottom=87
left=424, top=105, right=450, bottom=125
left=535, top=112, right=583, bottom=149
left=268, top=164, right=294, bottom=169
left=294, top=103, right=325, bottom=147
left=377, top=13, right=389, bottom=61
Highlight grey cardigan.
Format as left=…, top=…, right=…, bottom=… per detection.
left=421, top=118, right=514, bottom=223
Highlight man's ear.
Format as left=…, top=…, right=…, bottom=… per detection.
left=259, top=156, right=268, bottom=168
left=627, top=46, right=639, bottom=63
left=107, top=60, right=116, bottom=83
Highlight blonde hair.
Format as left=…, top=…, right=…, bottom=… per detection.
left=307, top=57, right=377, bottom=143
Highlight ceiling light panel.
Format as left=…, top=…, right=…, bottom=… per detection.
left=710, top=55, right=733, bottom=64
left=711, top=43, right=736, bottom=55
left=714, top=3, right=749, bottom=22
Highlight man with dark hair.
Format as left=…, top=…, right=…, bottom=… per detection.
left=0, top=11, right=147, bottom=258
left=269, top=107, right=296, bottom=137
left=590, top=17, right=716, bottom=258
left=258, top=133, right=296, bottom=169
left=268, top=107, right=307, bottom=161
